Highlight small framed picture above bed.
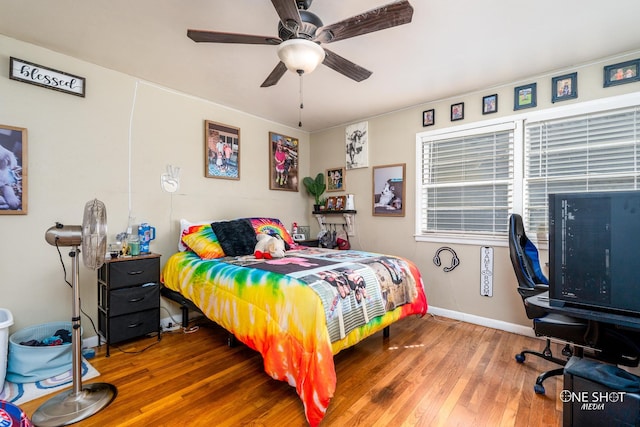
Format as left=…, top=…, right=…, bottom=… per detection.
left=372, top=163, right=405, bottom=217
left=205, top=120, right=240, bottom=180
left=326, top=167, right=345, bottom=192
left=269, top=131, right=299, bottom=192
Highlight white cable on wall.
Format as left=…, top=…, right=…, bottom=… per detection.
left=126, top=80, right=140, bottom=233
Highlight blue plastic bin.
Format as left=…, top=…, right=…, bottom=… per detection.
left=6, top=321, right=76, bottom=384
left=0, top=308, right=13, bottom=391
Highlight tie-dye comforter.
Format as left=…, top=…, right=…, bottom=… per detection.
left=161, top=247, right=427, bottom=426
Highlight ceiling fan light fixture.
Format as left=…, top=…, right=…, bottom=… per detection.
left=277, top=39, right=325, bottom=74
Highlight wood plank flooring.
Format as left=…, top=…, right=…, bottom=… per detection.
left=19, top=314, right=564, bottom=426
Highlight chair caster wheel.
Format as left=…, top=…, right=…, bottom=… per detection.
left=534, top=384, right=546, bottom=395
left=515, top=353, right=525, bottom=363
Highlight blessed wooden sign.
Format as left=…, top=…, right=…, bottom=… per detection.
left=10, top=57, right=86, bottom=97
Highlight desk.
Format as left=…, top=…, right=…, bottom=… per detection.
left=526, top=291, right=640, bottom=331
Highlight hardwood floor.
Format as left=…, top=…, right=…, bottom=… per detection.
left=19, top=314, right=564, bottom=426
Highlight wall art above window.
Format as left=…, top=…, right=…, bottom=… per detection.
left=604, top=58, right=640, bottom=87
left=552, top=72, right=578, bottom=103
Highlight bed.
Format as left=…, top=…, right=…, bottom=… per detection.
left=160, top=217, right=428, bottom=426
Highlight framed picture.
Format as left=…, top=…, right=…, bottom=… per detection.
left=482, top=94, right=498, bottom=114
left=325, top=196, right=337, bottom=211
left=604, top=59, right=640, bottom=87
left=514, top=83, right=537, bottom=110
left=346, top=121, right=368, bottom=170
left=373, top=163, right=405, bottom=217
left=0, top=124, right=27, bottom=215
left=422, top=109, right=435, bottom=127
left=205, top=120, right=240, bottom=180
left=451, top=103, right=464, bottom=121
left=269, top=131, right=299, bottom=191
left=10, top=57, right=85, bottom=97
left=552, top=72, right=578, bottom=103
left=326, top=167, right=345, bottom=192
left=335, top=195, right=346, bottom=211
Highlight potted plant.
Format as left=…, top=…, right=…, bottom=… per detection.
left=303, top=172, right=326, bottom=211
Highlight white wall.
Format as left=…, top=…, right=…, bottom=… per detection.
left=0, top=35, right=311, bottom=334
left=309, top=49, right=640, bottom=328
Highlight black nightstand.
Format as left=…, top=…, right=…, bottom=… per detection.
left=97, top=253, right=161, bottom=356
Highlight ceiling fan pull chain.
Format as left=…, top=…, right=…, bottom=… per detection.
left=298, top=71, right=304, bottom=127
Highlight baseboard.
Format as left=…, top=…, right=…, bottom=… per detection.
left=82, top=315, right=184, bottom=349
left=427, top=305, right=536, bottom=338
left=82, top=311, right=533, bottom=350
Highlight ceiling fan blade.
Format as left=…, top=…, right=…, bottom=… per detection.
left=188, top=29, right=281, bottom=45
left=322, top=48, right=372, bottom=82
left=261, top=62, right=288, bottom=87
left=270, top=0, right=302, bottom=34
left=315, top=0, right=414, bottom=44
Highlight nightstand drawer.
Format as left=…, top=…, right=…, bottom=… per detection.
left=109, top=283, right=159, bottom=316
left=109, top=257, right=160, bottom=289
left=103, top=308, right=159, bottom=344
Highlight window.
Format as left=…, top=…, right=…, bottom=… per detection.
left=417, top=123, right=516, bottom=241
left=525, top=106, right=640, bottom=239
left=416, top=93, right=640, bottom=245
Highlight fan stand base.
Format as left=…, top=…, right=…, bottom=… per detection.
left=31, top=382, right=117, bottom=427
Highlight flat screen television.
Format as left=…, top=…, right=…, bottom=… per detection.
left=549, top=190, right=640, bottom=317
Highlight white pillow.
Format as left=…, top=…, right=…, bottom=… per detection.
left=178, top=219, right=212, bottom=251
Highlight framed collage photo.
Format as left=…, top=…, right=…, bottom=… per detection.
left=514, top=83, right=537, bottom=110
left=0, top=124, right=27, bottom=214
left=205, top=120, right=240, bottom=180
left=552, top=72, right=578, bottom=103
left=269, top=131, right=299, bottom=191
left=326, top=167, right=345, bottom=192
left=372, top=163, right=405, bottom=217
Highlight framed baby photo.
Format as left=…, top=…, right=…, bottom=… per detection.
left=372, top=163, right=405, bottom=217
left=0, top=124, right=27, bottom=215
left=604, top=59, right=640, bottom=87
left=514, top=83, right=537, bottom=110
left=450, top=103, right=464, bottom=121
left=552, top=72, right=577, bottom=103
left=269, top=131, right=299, bottom=192
left=482, top=94, right=498, bottom=114
left=326, top=167, right=345, bottom=192
left=422, top=109, right=435, bottom=127
left=205, top=120, right=240, bottom=180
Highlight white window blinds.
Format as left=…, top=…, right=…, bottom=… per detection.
left=418, top=123, right=515, bottom=237
left=525, top=106, right=640, bottom=236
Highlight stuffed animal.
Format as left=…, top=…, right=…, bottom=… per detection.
left=254, top=233, right=286, bottom=259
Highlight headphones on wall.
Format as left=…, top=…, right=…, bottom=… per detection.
left=433, top=246, right=460, bottom=272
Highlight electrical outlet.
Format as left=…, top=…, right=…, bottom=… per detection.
left=161, top=318, right=181, bottom=332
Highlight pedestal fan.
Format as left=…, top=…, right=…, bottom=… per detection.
left=34, top=199, right=117, bottom=426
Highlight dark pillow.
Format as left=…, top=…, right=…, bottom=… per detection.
left=210, top=219, right=257, bottom=257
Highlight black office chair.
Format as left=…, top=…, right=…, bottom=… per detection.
left=508, top=213, right=589, bottom=394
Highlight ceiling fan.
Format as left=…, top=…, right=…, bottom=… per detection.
left=187, top=0, right=414, bottom=87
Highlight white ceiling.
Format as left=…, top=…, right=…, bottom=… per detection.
left=2, top=0, right=640, bottom=132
